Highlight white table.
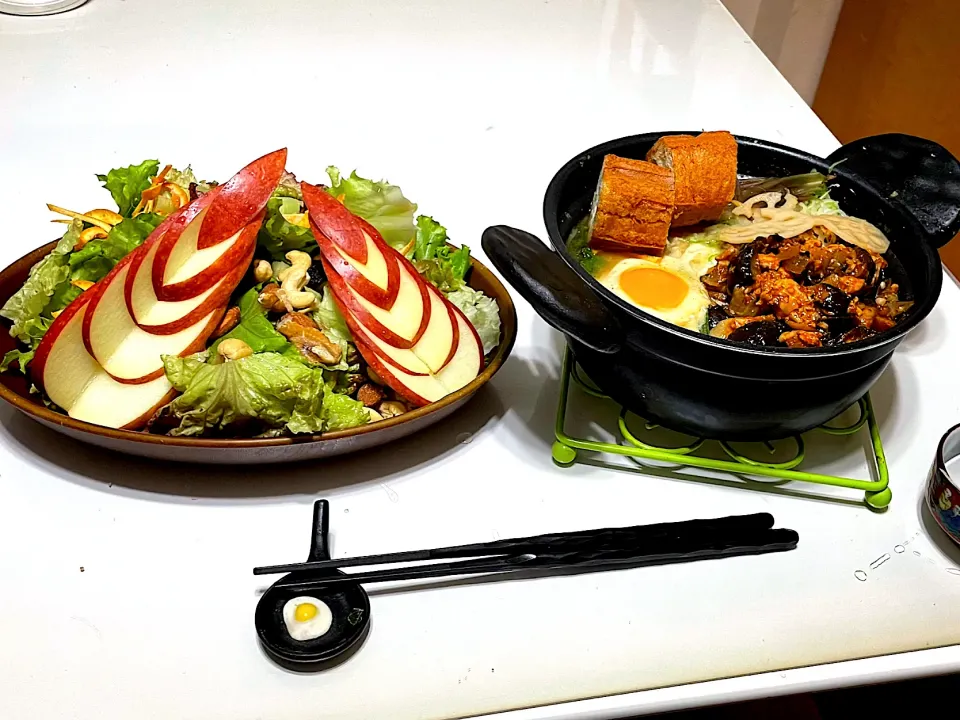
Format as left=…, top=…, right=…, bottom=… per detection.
left=2, top=1, right=960, bottom=719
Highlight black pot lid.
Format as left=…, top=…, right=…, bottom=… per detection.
left=826, top=133, right=960, bottom=249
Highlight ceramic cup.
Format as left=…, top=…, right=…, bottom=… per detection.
left=926, top=422, right=960, bottom=544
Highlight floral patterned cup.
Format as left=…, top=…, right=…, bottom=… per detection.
left=926, top=423, right=960, bottom=544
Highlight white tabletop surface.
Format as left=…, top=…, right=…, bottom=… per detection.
left=3, top=1, right=960, bottom=719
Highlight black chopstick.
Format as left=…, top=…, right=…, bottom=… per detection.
left=270, top=527, right=798, bottom=593
left=254, top=512, right=776, bottom=576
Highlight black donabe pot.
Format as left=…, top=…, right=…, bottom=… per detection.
left=482, top=133, right=960, bottom=440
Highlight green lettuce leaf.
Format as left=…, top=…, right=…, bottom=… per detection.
left=0, top=220, right=81, bottom=345
left=445, top=286, right=501, bottom=355
left=408, top=215, right=471, bottom=292
left=164, top=166, right=215, bottom=195
left=0, top=347, right=36, bottom=374
left=258, top=196, right=314, bottom=261
left=798, top=191, right=845, bottom=216
left=312, top=284, right=353, bottom=347
left=325, top=167, right=417, bottom=250
left=735, top=171, right=831, bottom=203
left=211, top=287, right=291, bottom=356
left=96, top=159, right=160, bottom=216
left=158, top=351, right=369, bottom=437
left=68, top=213, right=163, bottom=272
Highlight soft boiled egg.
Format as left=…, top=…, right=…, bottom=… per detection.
left=282, top=596, right=334, bottom=641
left=596, top=240, right=717, bottom=331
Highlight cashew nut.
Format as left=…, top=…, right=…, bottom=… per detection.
left=75, top=226, right=108, bottom=250
left=378, top=400, right=407, bottom=418
left=85, top=209, right=124, bottom=226
left=253, top=259, right=273, bottom=283
left=366, top=408, right=383, bottom=422
left=277, top=250, right=315, bottom=310
left=218, top=338, right=253, bottom=361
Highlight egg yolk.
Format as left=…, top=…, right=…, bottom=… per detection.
left=620, top=266, right=688, bottom=309
left=294, top=603, right=318, bottom=622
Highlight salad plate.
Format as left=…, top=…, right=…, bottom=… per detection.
left=0, top=153, right=516, bottom=464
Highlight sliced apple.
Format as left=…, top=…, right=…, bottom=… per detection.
left=355, top=308, right=483, bottom=407
left=67, top=372, right=176, bottom=429
left=125, top=221, right=256, bottom=334
left=302, top=181, right=370, bottom=262
left=314, top=227, right=400, bottom=308
left=334, top=272, right=458, bottom=376
left=151, top=206, right=260, bottom=303
left=322, top=254, right=430, bottom=350
left=196, top=148, right=287, bottom=250
left=33, top=293, right=175, bottom=429
left=83, top=248, right=225, bottom=383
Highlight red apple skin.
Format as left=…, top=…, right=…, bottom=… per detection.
left=153, top=209, right=265, bottom=303
left=125, top=223, right=257, bottom=334
left=32, top=290, right=94, bottom=391
left=301, top=181, right=370, bottom=263
left=312, top=220, right=400, bottom=309
left=321, top=256, right=431, bottom=350
left=425, top=282, right=461, bottom=372
left=80, top=246, right=146, bottom=360
left=79, top=240, right=230, bottom=385
left=150, top=191, right=217, bottom=299
left=104, top=307, right=226, bottom=385
left=328, top=290, right=429, bottom=377
left=449, top=293, right=485, bottom=372
left=196, top=148, right=287, bottom=250
left=120, top=388, right=179, bottom=430
left=353, top=336, right=433, bottom=408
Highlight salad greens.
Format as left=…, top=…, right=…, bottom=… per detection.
left=734, top=171, right=833, bottom=203
left=325, top=166, right=417, bottom=250
left=409, top=216, right=472, bottom=293
left=68, top=213, right=163, bottom=277
left=0, top=224, right=78, bottom=372
left=157, top=351, right=369, bottom=437
left=312, top=285, right=353, bottom=352
left=211, top=287, right=291, bottom=356
left=258, top=196, right=314, bottom=261
left=96, top=159, right=160, bottom=217
left=0, top=212, right=163, bottom=373
left=446, top=286, right=501, bottom=355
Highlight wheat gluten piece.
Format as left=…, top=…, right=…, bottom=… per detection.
left=646, top=130, right=738, bottom=226
left=588, top=155, right=675, bottom=256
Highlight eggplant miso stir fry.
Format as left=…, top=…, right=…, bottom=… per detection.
left=569, top=131, right=911, bottom=348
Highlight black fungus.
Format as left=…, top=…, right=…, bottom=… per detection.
left=727, top=320, right=785, bottom=347
left=814, top=284, right=851, bottom=316
left=840, top=326, right=877, bottom=344
left=707, top=305, right=728, bottom=330
left=733, top=245, right=755, bottom=288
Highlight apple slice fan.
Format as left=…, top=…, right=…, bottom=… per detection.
left=33, top=150, right=287, bottom=429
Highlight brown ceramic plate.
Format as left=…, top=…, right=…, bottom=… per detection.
left=0, top=242, right=517, bottom=464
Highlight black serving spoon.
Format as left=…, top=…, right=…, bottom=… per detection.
left=254, top=500, right=370, bottom=671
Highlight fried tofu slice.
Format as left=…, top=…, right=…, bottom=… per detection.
left=646, top=130, right=738, bottom=227
left=588, top=155, right=675, bottom=256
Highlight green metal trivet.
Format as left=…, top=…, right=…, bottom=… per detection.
left=551, top=348, right=892, bottom=509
